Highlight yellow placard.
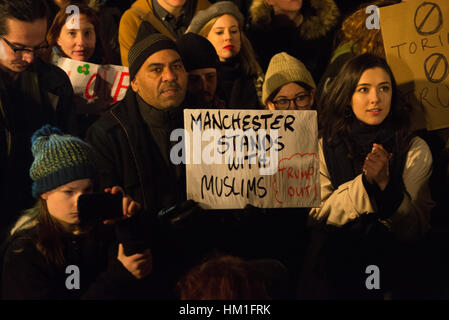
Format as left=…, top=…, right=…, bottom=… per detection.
left=380, top=0, right=449, bottom=130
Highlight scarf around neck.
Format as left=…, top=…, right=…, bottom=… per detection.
left=322, top=117, right=402, bottom=189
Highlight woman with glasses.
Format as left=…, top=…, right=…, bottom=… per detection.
left=262, top=52, right=315, bottom=110
left=245, top=52, right=315, bottom=297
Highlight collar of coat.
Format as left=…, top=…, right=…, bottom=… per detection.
left=249, top=0, right=340, bottom=40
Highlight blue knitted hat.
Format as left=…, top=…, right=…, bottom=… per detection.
left=30, top=125, right=96, bottom=198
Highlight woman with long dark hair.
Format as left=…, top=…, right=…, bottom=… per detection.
left=302, top=53, right=434, bottom=299
left=311, top=53, right=433, bottom=237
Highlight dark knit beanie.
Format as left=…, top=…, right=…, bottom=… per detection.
left=188, top=1, right=244, bottom=34
left=128, top=33, right=180, bottom=80
left=176, top=33, right=219, bottom=72
left=30, top=125, right=96, bottom=198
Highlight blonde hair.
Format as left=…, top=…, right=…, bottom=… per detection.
left=198, top=16, right=263, bottom=77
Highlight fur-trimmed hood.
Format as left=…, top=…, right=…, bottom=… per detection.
left=249, top=0, right=340, bottom=40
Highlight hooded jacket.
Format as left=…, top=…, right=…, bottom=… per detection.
left=247, top=0, right=340, bottom=82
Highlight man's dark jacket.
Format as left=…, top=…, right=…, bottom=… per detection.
left=0, top=58, right=76, bottom=240
left=85, top=88, right=185, bottom=215
left=86, top=88, right=192, bottom=298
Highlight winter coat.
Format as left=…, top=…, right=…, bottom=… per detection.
left=1, top=224, right=137, bottom=299
left=309, top=136, right=434, bottom=242
left=0, top=59, right=76, bottom=241
left=86, top=90, right=216, bottom=297
left=85, top=89, right=185, bottom=215
left=218, top=58, right=263, bottom=109
left=247, top=0, right=340, bottom=82
left=299, top=136, right=435, bottom=299
left=118, top=0, right=211, bottom=66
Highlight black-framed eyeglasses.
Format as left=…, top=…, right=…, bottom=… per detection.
left=0, top=36, right=49, bottom=54
left=272, top=93, right=311, bottom=110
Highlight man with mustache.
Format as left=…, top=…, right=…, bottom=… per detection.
left=0, top=0, right=76, bottom=242
left=87, top=33, right=188, bottom=215
left=86, top=33, right=192, bottom=298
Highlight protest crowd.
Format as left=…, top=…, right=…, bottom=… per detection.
left=1, top=0, right=449, bottom=300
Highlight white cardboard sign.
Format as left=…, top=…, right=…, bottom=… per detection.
left=56, top=57, right=129, bottom=105
left=183, top=109, right=320, bottom=209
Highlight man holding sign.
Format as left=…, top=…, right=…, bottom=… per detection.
left=87, top=33, right=192, bottom=298
left=87, top=33, right=188, bottom=215
left=87, top=32, right=317, bottom=298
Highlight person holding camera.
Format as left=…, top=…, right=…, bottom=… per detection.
left=1, top=125, right=152, bottom=299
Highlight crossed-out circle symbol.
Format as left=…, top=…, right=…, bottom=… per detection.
left=424, top=53, right=448, bottom=84
left=414, top=2, right=443, bottom=36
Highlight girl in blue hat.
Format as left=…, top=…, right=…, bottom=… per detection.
left=1, top=125, right=152, bottom=299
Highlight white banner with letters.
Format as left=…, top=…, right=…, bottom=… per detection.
left=182, top=109, right=320, bottom=209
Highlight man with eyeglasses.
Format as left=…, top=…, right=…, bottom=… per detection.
left=0, top=0, right=76, bottom=242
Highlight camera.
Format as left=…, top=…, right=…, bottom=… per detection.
left=78, top=192, right=151, bottom=255
left=78, top=192, right=123, bottom=225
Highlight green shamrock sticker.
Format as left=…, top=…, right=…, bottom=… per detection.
left=77, top=64, right=90, bottom=75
